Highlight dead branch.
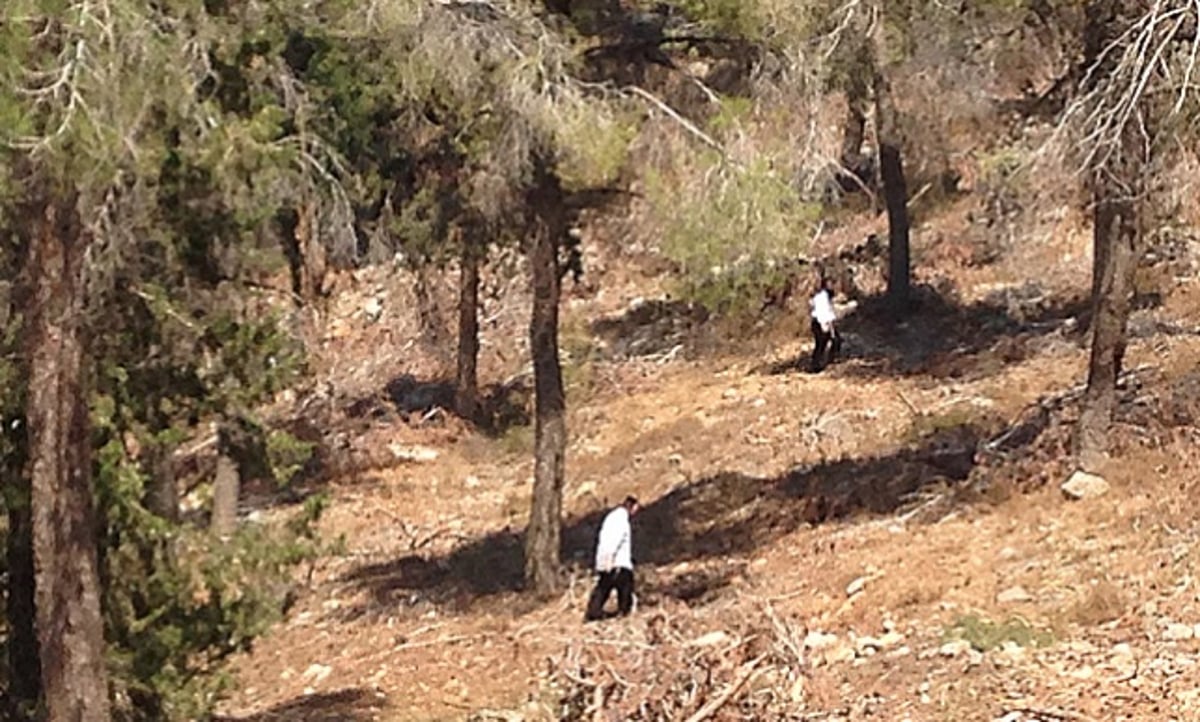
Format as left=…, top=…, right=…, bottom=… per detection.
left=623, top=85, right=731, bottom=162
left=1003, top=708, right=1100, bottom=722
left=682, top=655, right=767, bottom=722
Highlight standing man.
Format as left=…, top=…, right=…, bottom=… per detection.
left=809, top=276, right=841, bottom=372
left=585, top=496, right=639, bottom=622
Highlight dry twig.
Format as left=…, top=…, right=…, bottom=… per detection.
left=682, top=654, right=767, bottom=722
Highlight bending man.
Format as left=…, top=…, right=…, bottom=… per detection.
left=585, top=496, right=639, bottom=621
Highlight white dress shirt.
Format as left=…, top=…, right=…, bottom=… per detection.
left=594, top=506, right=633, bottom=571
left=810, top=289, right=836, bottom=330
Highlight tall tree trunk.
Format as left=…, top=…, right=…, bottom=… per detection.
left=870, top=16, right=912, bottom=315
left=524, top=160, right=568, bottom=595
left=455, top=224, right=481, bottom=421
left=1074, top=0, right=1145, bottom=471
left=6, top=476, right=41, bottom=718
left=23, top=189, right=112, bottom=722
left=145, top=442, right=180, bottom=522
left=211, top=425, right=240, bottom=537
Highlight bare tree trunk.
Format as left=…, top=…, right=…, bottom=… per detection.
left=524, top=160, right=568, bottom=595
left=455, top=224, right=481, bottom=421
left=211, top=427, right=240, bottom=537
left=1076, top=135, right=1143, bottom=471
left=145, top=442, right=180, bottom=522
left=6, top=477, right=41, bottom=718
left=1074, top=0, right=1146, bottom=471
left=23, top=189, right=112, bottom=722
left=873, top=60, right=912, bottom=314
left=869, top=7, right=911, bottom=313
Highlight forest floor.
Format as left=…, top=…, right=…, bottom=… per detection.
left=215, top=202, right=1200, bottom=721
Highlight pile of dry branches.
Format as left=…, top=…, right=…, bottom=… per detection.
left=537, top=599, right=815, bottom=721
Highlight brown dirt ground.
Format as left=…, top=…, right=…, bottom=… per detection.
left=216, top=205, right=1200, bottom=721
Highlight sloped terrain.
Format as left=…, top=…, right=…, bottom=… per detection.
left=213, top=194, right=1200, bottom=722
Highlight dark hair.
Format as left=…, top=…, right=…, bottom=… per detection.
left=623, top=495, right=639, bottom=509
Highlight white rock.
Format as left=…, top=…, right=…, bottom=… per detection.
left=301, top=663, right=332, bottom=685
left=846, top=576, right=869, bottom=597
left=996, top=586, right=1033, bottom=604
left=879, top=631, right=906, bottom=648
left=689, top=631, right=731, bottom=647
left=804, top=631, right=839, bottom=650
left=939, top=639, right=973, bottom=658
left=464, top=475, right=482, bottom=489
left=1164, top=623, right=1195, bottom=641
left=1061, top=470, right=1111, bottom=500
left=363, top=296, right=384, bottom=322
left=998, top=641, right=1026, bottom=663
left=855, top=636, right=884, bottom=655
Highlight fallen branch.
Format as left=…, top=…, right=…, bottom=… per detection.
left=683, top=654, right=767, bottom=722
left=1002, top=707, right=1100, bottom=722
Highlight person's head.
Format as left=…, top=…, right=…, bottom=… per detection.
left=622, top=495, right=640, bottom=516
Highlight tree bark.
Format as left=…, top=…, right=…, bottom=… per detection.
left=1074, top=0, right=1145, bottom=471
left=211, top=426, right=240, bottom=537
left=1076, top=144, right=1143, bottom=471
left=23, top=189, right=112, bottom=722
left=145, top=442, right=180, bottom=522
left=280, top=201, right=327, bottom=304
left=869, top=19, right=912, bottom=315
left=873, top=63, right=912, bottom=315
left=6, top=476, right=41, bottom=717
left=524, top=159, right=568, bottom=595
left=455, top=224, right=481, bottom=421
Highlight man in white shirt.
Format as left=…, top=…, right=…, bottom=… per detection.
left=809, top=277, right=841, bottom=372
left=585, top=496, right=639, bottom=621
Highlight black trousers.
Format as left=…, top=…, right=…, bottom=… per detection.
left=585, top=568, right=634, bottom=621
left=810, top=319, right=841, bottom=371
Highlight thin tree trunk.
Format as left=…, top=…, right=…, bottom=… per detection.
left=211, top=428, right=240, bottom=537
left=6, top=478, right=41, bottom=717
left=23, top=189, right=112, bottom=722
left=524, top=160, right=568, bottom=595
left=1076, top=137, right=1143, bottom=471
left=873, top=61, right=912, bottom=314
left=869, top=8, right=911, bottom=313
left=1074, top=0, right=1145, bottom=471
left=145, top=442, right=180, bottom=522
left=455, top=225, right=481, bottom=421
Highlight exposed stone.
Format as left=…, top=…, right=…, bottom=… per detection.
left=1164, top=623, right=1195, bottom=641
left=939, top=639, right=972, bottom=658
left=1061, top=470, right=1111, bottom=500
left=996, top=586, right=1033, bottom=604
left=804, top=631, right=839, bottom=650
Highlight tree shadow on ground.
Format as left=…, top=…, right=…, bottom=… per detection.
left=342, top=373, right=532, bottom=435
left=759, top=283, right=1091, bottom=382
left=214, top=689, right=382, bottom=722
left=339, top=421, right=989, bottom=619
left=589, top=299, right=711, bottom=361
